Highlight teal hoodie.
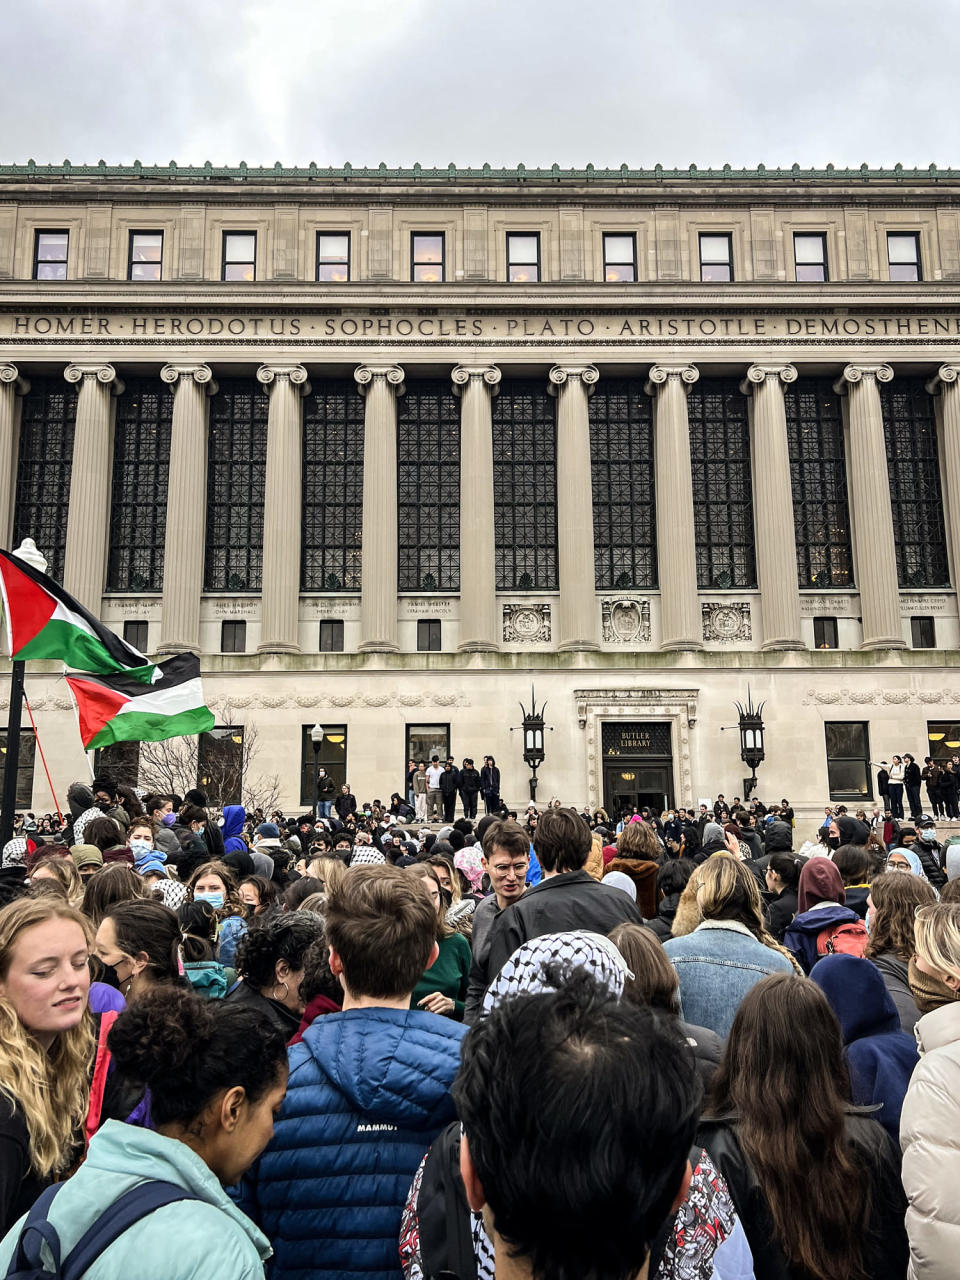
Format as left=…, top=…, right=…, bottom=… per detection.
left=183, top=960, right=235, bottom=1000
left=0, top=1120, right=270, bottom=1279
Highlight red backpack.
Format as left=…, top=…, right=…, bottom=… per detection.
left=816, top=919, right=869, bottom=958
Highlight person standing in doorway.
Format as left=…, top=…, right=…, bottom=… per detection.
left=316, top=768, right=335, bottom=819
left=887, top=756, right=905, bottom=820
left=481, top=755, right=501, bottom=815
left=439, top=761, right=459, bottom=824
left=412, top=762, right=428, bottom=823
left=874, top=760, right=891, bottom=811
left=426, top=756, right=443, bottom=822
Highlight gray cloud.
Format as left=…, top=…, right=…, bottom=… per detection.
left=2, top=0, right=958, bottom=168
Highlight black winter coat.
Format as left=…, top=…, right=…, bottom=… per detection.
left=646, top=892, right=682, bottom=941
left=698, top=1111, right=908, bottom=1280
left=905, top=761, right=923, bottom=788
left=766, top=887, right=798, bottom=943
left=439, top=769, right=460, bottom=797
left=458, top=768, right=482, bottom=797
left=480, top=765, right=501, bottom=796
left=334, top=792, right=357, bottom=820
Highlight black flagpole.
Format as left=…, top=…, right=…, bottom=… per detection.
left=0, top=660, right=25, bottom=849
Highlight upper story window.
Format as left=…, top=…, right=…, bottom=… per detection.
left=129, top=231, right=163, bottom=282
left=507, top=233, right=540, bottom=282
left=603, top=234, right=637, bottom=282
left=887, top=232, right=922, bottom=281
left=699, top=233, right=733, bottom=282
left=794, top=232, right=828, bottom=282
left=222, top=232, right=256, bottom=282
left=411, top=233, right=445, bottom=282
left=316, top=232, right=350, bottom=282
left=34, top=230, right=68, bottom=280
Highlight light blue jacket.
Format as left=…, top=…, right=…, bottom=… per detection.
left=663, top=920, right=796, bottom=1038
left=0, top=1120, right=270, bottom=1280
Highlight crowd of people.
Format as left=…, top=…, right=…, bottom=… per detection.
left=1, top=768, right=960, bottom=1278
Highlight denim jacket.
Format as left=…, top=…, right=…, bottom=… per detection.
left=663, top=920, right=796, bottom=1038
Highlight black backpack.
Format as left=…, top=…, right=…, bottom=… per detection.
left=417, top=1122, right=477, bottom=1280
left=5, top=1180, right=198, bottom=1280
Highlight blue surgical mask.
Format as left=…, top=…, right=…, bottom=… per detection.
left=129, top=838, right=153, bottom=858
left=920, top=830, right=938, bottom=843
left=194, top=891, right=224, bottom=910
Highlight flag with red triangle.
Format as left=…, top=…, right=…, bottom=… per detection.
left=0, top=547, right=155, bottom=681
left=65, top=654, right=214, bottom=750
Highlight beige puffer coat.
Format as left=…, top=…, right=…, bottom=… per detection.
left=900, top=1001, right=960, bottom=1278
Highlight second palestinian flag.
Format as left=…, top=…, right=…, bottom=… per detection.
left=66, top=654, right=214, bottom=750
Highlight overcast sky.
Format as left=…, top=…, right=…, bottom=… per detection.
left=3, top=0, right=959, bottom=170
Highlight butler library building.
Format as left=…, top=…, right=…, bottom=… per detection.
left=0, top=160, right=958, bottom=823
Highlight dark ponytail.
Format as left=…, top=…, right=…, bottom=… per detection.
left=107, top=986, right=287, bottom=1127
left=106, top=899, right=182, bottom=984
left=767, top=852, right=802, bottom=890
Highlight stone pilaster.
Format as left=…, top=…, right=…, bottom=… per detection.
left=157, top=364, right=217, bottom=654
left=355, top=364, right=404, bottom=652
left=549, top=364, right=601, bottom=650
left=452, top=365, right=500, bottom=651
left=926, top=364, right=960, bottom=594
left=741, top=363, right=804, bottom=650
left=62, top=362, right=123, bottom=613
left=645, top=364, right=703, bottom=650
left=833, top=363, right=905, bottom=649
left=0, top=364, right=28, bottom=548
left=257, top=364, right=310, bottom=654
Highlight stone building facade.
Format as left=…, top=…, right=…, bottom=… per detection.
left=0, top=161, right=958, bottom=823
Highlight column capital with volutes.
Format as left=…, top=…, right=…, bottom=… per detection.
left=257, top=364, right=311, bottom=396
left=925, top=363, right=960, bottom=395
left=354, top=364, right=405, bottom=395
left=740, top=363, right=797, bottom=394
left=0, top=363, right=29, bottom=395
left=160, top=363, right=218, bottom=394
left=644, top=364, right=699, bottom=396
left=451, top=364, right=501, bottom=394
left=548, top=364, right=598, bottom=396
left=833, top=363, right=894, bottom=394
left=64, top=362, right=123, bottom=394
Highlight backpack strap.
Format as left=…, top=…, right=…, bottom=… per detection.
left=61, top=1181, right=198, bottom=1280
left=6, top=1183, right=64, bottom=1277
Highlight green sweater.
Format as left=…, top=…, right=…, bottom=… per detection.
left=410, top=931, right=472, bottom=1021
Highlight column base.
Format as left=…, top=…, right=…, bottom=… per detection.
left=357, top=640, right=400, bottom=654
left=660, top=639, right=704, bottom=652
left=257, top=641, right=302, bottom=655
left=458, top=640, right=501, bottom=653
left=760, top=639, right=807, bottom=652
left=860, top=638, right=908, bottom=651
left=557, top=639, right=602, bottom=653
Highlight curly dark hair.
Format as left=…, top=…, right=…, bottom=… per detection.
left=107, top=985, right=286, bottom=1127
left=234, top=913, right=325, bottom=991
left=299, top=934, right=342, bottom=1009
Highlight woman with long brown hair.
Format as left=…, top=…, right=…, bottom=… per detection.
left=865, top=870, right=936, bottom=1034
left=0, top=898, right=94, bottom=1232
left=406, top=862, right=471, bottom=1019
left=699, top=973, right=908, bottom=1280
left=602, top=819, right=661, bottom=917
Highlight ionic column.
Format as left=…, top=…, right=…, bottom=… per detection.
left=158, top=364, right=217, bottom=654
left=548, top=364, right=601, bottom=651
left=833, top=363, right=905, bottom=649
left=355, top=364, right=404, bottom=652
left=63, top=362, right=123, bottom=613
left=741, top=363, right=804, bottom=650
left=0, top=364, right=28, bottom=547
left=926, top=364, right=960, bottom=592
left=257, top=364, right=310, bottom=654
left=645, top=364, right=702, bottom=650
left=452, top=364, right=500, bottom=651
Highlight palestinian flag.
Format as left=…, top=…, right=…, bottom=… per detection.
left=0, top=547, right=155, bottom=682
left=65, top=654, right=214, bottom=750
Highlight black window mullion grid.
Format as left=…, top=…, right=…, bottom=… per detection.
left=785, top=380, right=854, bottom=589
left=794, top=232, right=828, bottom=282
left=221, top=231, right=257, bottom=281
left=301, top=379, right=366, bottom=591
left=204, top=379, right=268, bottom=591
left=602, top=233, right=637, bottom=283
left=698, top=233, right=733, bottom=282
left=397, top=379, right=460, bottom=591
left=687, top=379, right=755, bottom=588
left=33, top=230, right=69, bottom=280
left=887, top=232, right=922, bottom=282
left=410, top=232, right=445, bottom=283
left=128, top=230, right=163, bottom=281
left=590, top=378, right=656, bottom=588
left=316, top=232, right=350, bottom=282
left=507, top=233, right=541, bottom=283
left=12, top=377, right=78, bottom=581
left=880, top=380, right=949, bottom=587
left=492, top=379, right=558, bottom=589
left=107, top=378, right=173, bottom=592
left=825, top=721, right=872, bottom=801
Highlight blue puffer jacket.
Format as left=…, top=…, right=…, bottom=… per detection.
left=236, top=1006, right=467, bottom=1280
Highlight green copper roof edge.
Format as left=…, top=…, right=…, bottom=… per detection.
left=0, top=161, right=958, bottom=182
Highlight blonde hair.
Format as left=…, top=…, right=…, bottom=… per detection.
left=696, top=854, right=803, bottom=974
left=30, top=855, right=84, bottom=907
left=0, top=898, right=95, bottom=1177
left=914, top=903, right=960, bottom=984
left=306, top=856, right=349, bottom=895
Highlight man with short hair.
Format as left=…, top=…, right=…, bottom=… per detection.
left=477, top=807, right=643, bottom=999
left=439, top=760, right=459, bottom=823
left=458, top=758, right=481, bottom=820
left=426, top=755, right=443, bottom=822
left=463, top=819, right=530, bottom=1023
left=237, top=866, right=467, bottom=1279
left=454, top=974, right=708, bottom=1280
